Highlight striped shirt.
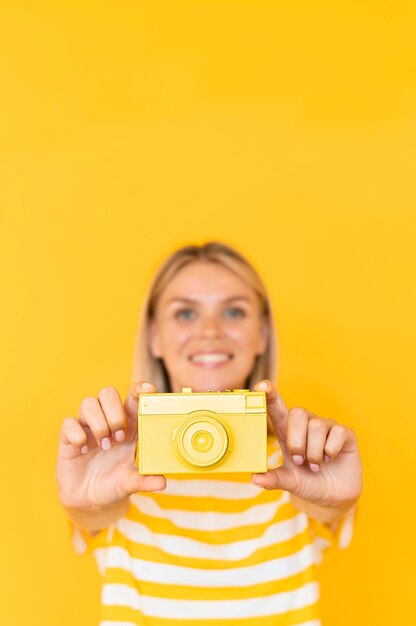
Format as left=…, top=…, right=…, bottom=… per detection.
left=72, top=437, right=355, bottom=626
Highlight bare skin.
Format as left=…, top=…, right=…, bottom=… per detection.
left=57, top=382, right=165, bottom=532
left=57, top=262, right=362, bottom=531
left=252, top=380, right=362, bottom=524
left=57, top=379, right=361, bottom=532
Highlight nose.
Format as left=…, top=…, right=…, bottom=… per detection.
left=198, top=313, right=223, bottom=339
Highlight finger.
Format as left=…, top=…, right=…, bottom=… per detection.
left=98, top=386, right=127, bottom=442
left=254, top=380, right=289, bottom=441
left=122, top=469, right=166, bottom=496
left=252, top=466, right=298, bottom=493
left=324, top=424, right=351, bottom=461
left=60, top=417, right=89, bottom=453
left=124, top=380, right=156, bottom=421
left=306, top=417, right=331, bottom=471
left=286, top=407, right=309, bottom=466
left=78, top=396, right=112, bottom=450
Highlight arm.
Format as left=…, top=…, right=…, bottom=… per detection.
left=289, top=494, right=358, bottom=526
left=62, top=499, right=130, bottom=534
left=252, top=380, right=363, bottom=525
left=57, top=381, right=166, bottom=535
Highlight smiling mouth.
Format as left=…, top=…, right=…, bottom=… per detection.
left=189, top=353, right=233, bottom=366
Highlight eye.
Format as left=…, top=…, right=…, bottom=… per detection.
left=175, top=308, right=197, bottom=321
left=223, top=307, right=246, bottom=319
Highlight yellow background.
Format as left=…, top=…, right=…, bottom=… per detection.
left=1, top=1, right=415, bottom=624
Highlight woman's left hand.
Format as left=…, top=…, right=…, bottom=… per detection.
left=251, top=380, right=362, bottom=510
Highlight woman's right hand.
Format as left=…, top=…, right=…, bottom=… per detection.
left=56, top=381, right=166, bottom=515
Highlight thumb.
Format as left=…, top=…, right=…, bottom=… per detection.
left=124, top=380, right=156, bottom=421
left=122, top=467, right=166, bottom=496
left=252, top=466, right=298, bottom=493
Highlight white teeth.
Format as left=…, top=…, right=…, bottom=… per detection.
left=191, top=353, right=231, bottom=364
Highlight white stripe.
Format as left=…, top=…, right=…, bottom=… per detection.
left=99, top=620, right=321, bottom=626
left=102, top=581, right=319, bottom=618
left=337, top=505, right=355, bottom=548
left=312, top=538, right=330, bottom=565
left=100, top=623, right=137, bottom=626
left=71, top=525, right=87, bottom=555
left=94, top=542, right=319, bottom=587
left=98, top=619, right=322, bottom=626
left=100, top=623, right=139, bottom=626
left=130, top=491, right=289, bottom=531
left=163, top=478, right=268, bottom=499
left=116, top=512, right=308, bottom=561
left=268, top=450, right=282, bottom=467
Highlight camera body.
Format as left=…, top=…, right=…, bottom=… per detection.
left=137, top=387, right=268, bottom=474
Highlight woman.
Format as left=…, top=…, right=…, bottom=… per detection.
left=57, top=241, right=362, bottom=625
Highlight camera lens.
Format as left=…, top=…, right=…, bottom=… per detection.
left=174, top=412, right=230, bottom=468
left=191, top=430, right=214, bottom=452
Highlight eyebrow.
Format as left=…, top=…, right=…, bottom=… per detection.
left=166, top=296, right=252, bottom=306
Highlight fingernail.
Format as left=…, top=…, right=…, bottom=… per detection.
left=292, top=455, right=304, bottom=465
left=309, top=463, right=320, bottom=472
left=251, top=475, right=264, bottom=487
left=114, top=429, right=125, bottom=442
left=257, top=381, right=269, bottom=390
left=81, top=445, right=89, bottom=455
left=101, top=437, right=111, bottom=450
left=138, top=382, right=153, bottom=392
left=324, top=454, right=330, bottom=462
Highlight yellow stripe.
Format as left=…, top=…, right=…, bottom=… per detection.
left=103, top=564, right=319, bottom=600
left=106, top=527, right=313, bottom=569
left=71, top=523, right=109, bottom=553
left=135, top=487, right=285, bottom=513
left=165, top=472, right=257, bottom=482
left=308, top=516, right=338, bottom=545
left=125, top=501, right=299, bottom=543
left=100, top=602, right=320, bottom=626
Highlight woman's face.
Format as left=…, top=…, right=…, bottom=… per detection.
left=149, top=261, right=268, bottom=393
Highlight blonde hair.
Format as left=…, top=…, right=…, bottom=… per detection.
left=132, top=242, right=278, bottom=391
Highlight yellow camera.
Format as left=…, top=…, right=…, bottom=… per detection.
left=137, top=387, right=268, bottom=474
